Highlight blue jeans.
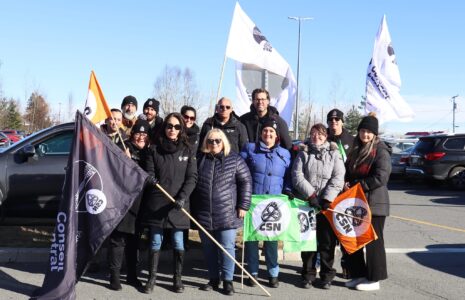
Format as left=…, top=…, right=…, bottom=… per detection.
left=245, top=241, right=279, bottom=277
left=150, top=227, right=184, bottom=251
left=199, top=229, right=237, bottom=281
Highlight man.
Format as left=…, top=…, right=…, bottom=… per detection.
left=326, top=108, right=354, bottom=161
left=141, top=98, right=163, bottom=143
left=326, top=108, right=354, bottom=279
left=121, top=95, right=138, bottom=136
left=240, top=88, right=292, bottom=150
left=199, top=97, right=248, bottom=153
left=100, top=109, right=127, bottom=144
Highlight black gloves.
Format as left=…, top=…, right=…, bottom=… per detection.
left=283, top=190, right=295, bottom=200
left=321, top=200, right=331, bottom=211
left=307, top=193, right=320, bottom=209
left=174, top=198, right=186, bottom=210
left=147, top=175, right=159, bottom=186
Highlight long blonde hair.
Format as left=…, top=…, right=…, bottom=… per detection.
left=200, top=128, right=231, bottom=156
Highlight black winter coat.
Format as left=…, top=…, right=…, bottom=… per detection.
left=240, top=105, right=292, bottom=150
left=191, top=151, right=252, bottom=230
left=345, top=141, right=391, bottom=216
left=328, top=127, right=354, bottom=160
left=140, top=139, right=198, bottom=229
left=186, top=123, right=200, bottom=153
left=199, top=113, right=248, bottom=154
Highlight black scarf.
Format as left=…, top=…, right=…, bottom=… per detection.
left=159, top=136, right=181, bottom=154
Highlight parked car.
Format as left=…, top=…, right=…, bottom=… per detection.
left=0, top=129, right=24, bottom=143
left=406, top=133, right=465, bottom=189
left=0, top=132, right=11, bottom=148
left=391, top=146, right=414, bottom=176
left=0, top=123, right=74, bottom=224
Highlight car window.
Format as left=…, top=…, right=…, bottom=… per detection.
left=35, top=131, right=74, bottom=155
left=414, top=139, right=435, bottom=154
left=443, top=138, right=465, bottom=150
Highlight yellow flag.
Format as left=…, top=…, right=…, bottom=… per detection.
left=84, top=71, right=111, bottom=124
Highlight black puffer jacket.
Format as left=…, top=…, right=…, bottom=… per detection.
left=199, top=113, right=248, bottom=154
left=140, top=138, right=197, bottom=229
left=191, top=151, right=252, bottom=230
left=240, top=105, right=292, bottom=150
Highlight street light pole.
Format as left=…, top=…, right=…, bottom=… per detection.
left=452, top=94, right=459, bottom=133
left=288, top=16, right=312, bottom=140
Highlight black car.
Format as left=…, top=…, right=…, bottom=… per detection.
left=405, top=133, right=465, bottom=189
left=0, top=122, right=74, bottom=224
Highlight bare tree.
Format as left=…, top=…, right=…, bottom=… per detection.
left=23, top=91, right=53, bottom=132
left=153, top=65, right=201, bottom=117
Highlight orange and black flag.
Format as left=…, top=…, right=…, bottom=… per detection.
left=83, top=71, right=111, bottom=125
left=322, top=183, right=378, bottom=254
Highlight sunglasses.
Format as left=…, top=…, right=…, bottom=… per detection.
left=183, top=114, right=196, bottom=121
left=207, top=138, right=222, bottom=145
left=218, top=105, right=231, bottom=111
left=328, top=117, right=341, bottom=122
left=166, top=123, right=182, bottom=130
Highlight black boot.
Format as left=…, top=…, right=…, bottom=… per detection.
left=143, top=251, right=160, bottom=294
left=223, top=280, right=235, bottom=296
left=109, top=270, right=122, bottom=291
left=125, top=242, right=142, bottom=288
left=108, top=245, right=124, bottom=291
left=200, top=278, right=220, bottom=291
left=173, top=250, right=185, bottom=293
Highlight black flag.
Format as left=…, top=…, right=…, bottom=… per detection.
left=32, top=111, right=149, bottom=300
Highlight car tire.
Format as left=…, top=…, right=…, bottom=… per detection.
left=448, top=166, right=465, bottom=190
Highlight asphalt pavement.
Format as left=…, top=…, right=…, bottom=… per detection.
left=1, top=179, right=464, bottom=299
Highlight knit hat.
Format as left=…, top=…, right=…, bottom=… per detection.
left=131, top=119, right=150, bottom=135
left=121, top=95, right=138, bottom=109
left=143, top=98, right=160, bottom=113
left=327, top=109, right=344, bottom=122
left=358, top=113, right=379, bottom=135
left=262, top=118, right=280, bottom=137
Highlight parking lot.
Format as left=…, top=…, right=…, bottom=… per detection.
left=0, top=178, right=464, bottom=299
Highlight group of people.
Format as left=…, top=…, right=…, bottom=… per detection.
left=99, top=88, right=391, bottom=296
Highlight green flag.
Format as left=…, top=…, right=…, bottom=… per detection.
left=283, top=199, right=317, bottom=252
left=243, top=194, right=300, bottom=242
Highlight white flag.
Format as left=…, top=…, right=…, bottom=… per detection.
left=365, top=15, right=414, bottom=124
left=226, top=2, right=297, bottom=124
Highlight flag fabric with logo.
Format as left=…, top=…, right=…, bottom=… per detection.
left=83, top=71, right=112, bottom=125
left=225, top=2, right=297, bottom=124
left=322, top=184, right=377, bottom=254
left=283, top=198, right=317, bottom=253
left=365, top=15, right=414, bottom=124
left=32, top=111, right=149, bottom=300
left=243, top=194, right=300, bottom=242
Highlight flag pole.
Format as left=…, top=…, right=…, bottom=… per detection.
left=211, top=53, right=228, bottom=116
left=241, top=234, right=245, bottom=289
left=155, top=183, right=271, bottom=297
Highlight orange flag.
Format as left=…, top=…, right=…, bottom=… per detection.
left=322, top=183, right=378, bottom=254
left=83, top=71, right=111, bottom=124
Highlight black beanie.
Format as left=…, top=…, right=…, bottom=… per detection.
left=143, top=98, right=160, bottom=113
left=358, top=114, right=379, bottom=135
left=121, top=95, right=138, bottom=109
left=262, top=118, right=280, bottom=138
left=327, top=109, right=344, bottom=122
left=131, top=119, right=150, bottom=135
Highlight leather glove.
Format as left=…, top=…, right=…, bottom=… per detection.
left=283, top=190, right=295, bottom=201
left=174, top=198, right=186, bottom=210
left=147, top=175, right=159, bottom=186
left=321, top=200, right=331, bottom=211
left=307, top=193, right=320, bottom=209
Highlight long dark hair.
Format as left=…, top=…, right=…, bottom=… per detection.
left=161, top=112, right=189, bottom=146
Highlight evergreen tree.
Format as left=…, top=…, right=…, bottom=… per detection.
left=344, top=105, right=363, bottom=135
left=5, top=99, right=23, bottom=129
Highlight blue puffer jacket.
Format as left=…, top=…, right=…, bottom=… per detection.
left=240, top=142, right=291, bottom=194
left=191, top=151, right=252, bottom=230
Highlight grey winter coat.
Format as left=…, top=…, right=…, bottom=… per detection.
left=292, top=141, right=345, bottom=203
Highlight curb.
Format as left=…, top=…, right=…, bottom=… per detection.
left=0, top=247, right=302, bottom=263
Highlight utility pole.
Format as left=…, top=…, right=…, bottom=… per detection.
left=58, top=102, right=61, bottom=125
left=288, top=16, right=313, bottom=140
left=452, top=95, right=459, bottom=133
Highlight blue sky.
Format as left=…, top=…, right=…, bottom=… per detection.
left=1, top=1, right=464, bottom=134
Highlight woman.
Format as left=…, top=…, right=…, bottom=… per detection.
left=192, top=128, right=252, bottom=296
left=108, top=120, right=150, bottom=291
left=181, top=105, right=200, bottom=152
left=140, top=112, right=197, bottom=294
left=240, top=119, right=291, bottom=288
left=292, top=123, right=345, bottom=289
left=343, top=113, right=391, bottom=291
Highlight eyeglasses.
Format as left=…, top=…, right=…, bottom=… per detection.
left=166, top=123, right=182, bottom=130
left=207, top=138, right=222, bottom=145
left=254, top=98, right=268, bottom=102
left=218, top=105, right=231, bottom=111
left=328, top=117, right=341, bottom=122
left=133, top=133, right=148, bottom=137
left=183, top=114, right=196, bottom=121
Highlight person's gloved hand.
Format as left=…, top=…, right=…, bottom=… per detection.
left=283, top=190, right=295, bottom=201
left=321, top=200, right=331, bottom=211
left=174, top=198, right=186, bottom=210
left=147, top=175, right=159, bottom=186
left=307, top=193, right=320, bottom=209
